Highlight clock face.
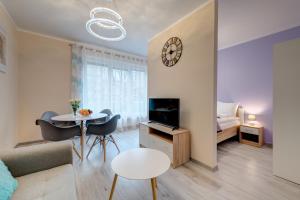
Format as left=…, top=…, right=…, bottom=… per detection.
left=161, top=37, right=183, bottom=67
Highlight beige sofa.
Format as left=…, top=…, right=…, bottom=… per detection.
left=0, top=141, right=78, bottom=200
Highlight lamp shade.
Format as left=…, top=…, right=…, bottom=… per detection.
left=248, top=114, right=256, bottom=121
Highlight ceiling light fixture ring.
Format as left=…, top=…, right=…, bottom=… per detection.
left=86, top=5, right=126, bottom=41
left=86, top=17, right=126, bottom=41
left=90, top=7, right=123, bottom=29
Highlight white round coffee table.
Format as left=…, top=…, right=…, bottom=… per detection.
left=109, top=148, right=170, bottom=200
left=51, top=113, right=107, bottom=161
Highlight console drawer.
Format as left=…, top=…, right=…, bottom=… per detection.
left=240, top=126, right=259, bottom=135
left=139, top=124, right=149, bottom=134
left=139, top=124, right=149, bottom=147
left=138, top=122, right=190, bottom=168
left=149, top=134, right=173, bottom=161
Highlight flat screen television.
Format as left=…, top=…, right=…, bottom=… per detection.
left=149, top=98, right=180, bottom=128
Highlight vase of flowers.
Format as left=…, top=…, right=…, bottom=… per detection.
left=70, top=99, right=80, bottom=116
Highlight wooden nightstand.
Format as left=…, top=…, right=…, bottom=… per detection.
left=239, top=124, right=264, bottom=147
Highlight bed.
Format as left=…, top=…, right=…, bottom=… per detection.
left=217, top=102, right=245, bottom=143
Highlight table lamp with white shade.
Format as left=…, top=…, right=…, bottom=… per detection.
left=247, top=114, right=257, bottom=126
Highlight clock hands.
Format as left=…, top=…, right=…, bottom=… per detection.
left=161, top=37, right=183, bottom=67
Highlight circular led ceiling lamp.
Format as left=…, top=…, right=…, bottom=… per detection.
left=86, top=7, right=126, bottom=41
left=90, top=7, right=123, bottom=29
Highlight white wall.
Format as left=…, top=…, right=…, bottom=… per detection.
left=273, top=38, right=300, bottom=184
left=148, top=0, right=217, bottom=168
left=0, top=4, right=19, bottom=149
left=18, top=31, right=72, bottom=143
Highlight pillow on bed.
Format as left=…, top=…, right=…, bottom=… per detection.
left=217, top=101, right=239, bottom=117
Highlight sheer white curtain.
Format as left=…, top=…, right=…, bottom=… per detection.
left=71, top=45, right=147, bottom=130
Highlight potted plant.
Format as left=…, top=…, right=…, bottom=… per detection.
left=69, top=99, right=80, bottom=116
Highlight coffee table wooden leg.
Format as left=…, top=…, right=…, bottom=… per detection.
left=109, top=174, right=118, bottom=200
left=154, top=177, right=158, bottom=188
left=80, top=121, right=84, bottom=161
left=151, top=178, right=157, bottom=200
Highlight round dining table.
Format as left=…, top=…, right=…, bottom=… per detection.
left=51, top=113, right=107, bottom=161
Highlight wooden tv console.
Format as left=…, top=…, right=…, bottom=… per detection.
left=139, top=122, right=191, bottom=168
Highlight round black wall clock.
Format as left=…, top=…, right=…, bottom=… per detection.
left=161, top=37, right=183, bottom=67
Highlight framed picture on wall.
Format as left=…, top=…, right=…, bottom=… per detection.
left=0, top=26, right=7, bottom=73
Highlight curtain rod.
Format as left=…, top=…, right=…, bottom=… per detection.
left=68, top=42, right=147, bottom=61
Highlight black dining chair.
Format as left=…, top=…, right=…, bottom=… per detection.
left=86, top=109, right=113, bottom=144
left=39, top=111, right=76, bottom=127
left=86, top=114, right=121, bottom=162
left=36, top=111, right=82, bottom=159
left=86, top=109, right=113, bottom=125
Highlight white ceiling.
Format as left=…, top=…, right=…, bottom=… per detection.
left=218, top=0, right=300, bottom=49
left=0, top=0, right=207, bottom=56
left=1, top=0, right=300, bottom=55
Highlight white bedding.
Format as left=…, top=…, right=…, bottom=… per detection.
left=217, top=101, right=239, bottom=117
left=217, top=116, right=240, bottom=130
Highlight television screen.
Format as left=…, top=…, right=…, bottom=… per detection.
left=149, top=98, right=180, bottom=128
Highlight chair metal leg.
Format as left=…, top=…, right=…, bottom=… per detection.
left=86, top=135, right=117, bottom=162
left=80, top=121, right=85, bottom=161
left=86, top=137, right=99, bottom=158
left=102, top=136, right=106, bottom=162
left=72, top=140, right=82, bottom=159
left=109, top=135, right=120, bottom=153
left=86, top=135, right=91, bottom=144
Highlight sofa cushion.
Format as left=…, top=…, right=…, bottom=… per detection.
left=12, top=164, right=77, bottom=200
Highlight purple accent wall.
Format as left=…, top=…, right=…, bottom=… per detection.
left=218, top=26, right=300, bottom=144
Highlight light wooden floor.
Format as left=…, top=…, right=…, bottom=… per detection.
left=73, top=130, right=300, bottom=200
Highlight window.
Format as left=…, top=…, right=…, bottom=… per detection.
left=81, top=50, right=147, bottom=130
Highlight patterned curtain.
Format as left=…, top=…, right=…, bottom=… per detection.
left=71, top=45, right=84, bottom=103
left=71, top=44, right=147, bottom=130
